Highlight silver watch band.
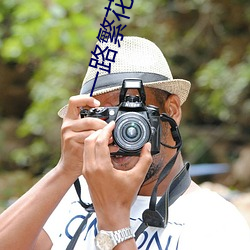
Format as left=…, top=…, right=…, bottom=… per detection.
left=95, top=226, right=134, bottom=250
left=112, top=227, right=134, bottom=244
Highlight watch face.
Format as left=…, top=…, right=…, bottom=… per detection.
left=95, top=232, right=116, bottom=250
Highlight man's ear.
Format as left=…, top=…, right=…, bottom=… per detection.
left=164, top=94, right=182, bottom=125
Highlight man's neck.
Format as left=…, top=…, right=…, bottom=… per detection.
left=139, top=154, right=184, bottom=196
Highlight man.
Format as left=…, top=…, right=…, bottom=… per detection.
left=0, top=37, right=249, bottom=250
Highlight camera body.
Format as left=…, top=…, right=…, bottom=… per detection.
left=81, top=79, right=161, bottom=156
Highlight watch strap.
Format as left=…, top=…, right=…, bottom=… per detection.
left=111, top=227, right=134, bottom=244
left=96, top=227, right=134, bottom=250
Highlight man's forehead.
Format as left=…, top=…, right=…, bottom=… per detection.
left=95, top=89, right=119, bottom=102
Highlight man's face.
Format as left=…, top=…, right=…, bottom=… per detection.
left=94, top=87, right=170, bottom=186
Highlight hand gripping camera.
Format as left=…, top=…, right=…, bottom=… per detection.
left=80, top=79, right=161, bottom=156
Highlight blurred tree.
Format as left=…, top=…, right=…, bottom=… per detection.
left=0, top=0, right=102, bottom=173
left=0, top=0, right=249, bottom=174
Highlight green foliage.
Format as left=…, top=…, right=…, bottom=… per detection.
left=0, top=170, right=38, bottom=212
left=0, top=0, right=98, bottom=62
left=0, top=0, right=102, bottom=172
left=195, top=48, right=250, bottom=122
left=0, top=0, right=250, bottom=174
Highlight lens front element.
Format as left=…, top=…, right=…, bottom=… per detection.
left=113, top=112, right=151, bottom=152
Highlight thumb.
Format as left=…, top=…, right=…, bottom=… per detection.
left=130, top=143, right=153, bottom=181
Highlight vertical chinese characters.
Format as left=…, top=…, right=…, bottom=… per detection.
left=89, top=0, right=134, bottom=95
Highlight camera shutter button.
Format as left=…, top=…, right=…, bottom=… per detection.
left=89, top=109, right=96, bottom=115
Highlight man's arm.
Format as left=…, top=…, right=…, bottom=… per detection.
left=0, top=96, right=104, bottom=249
left=0, top=165, right=76, bottom=249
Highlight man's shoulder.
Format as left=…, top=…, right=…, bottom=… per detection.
left=175, top=182, right=241, bottom=217
left=177, top=183, right=250, bottom=249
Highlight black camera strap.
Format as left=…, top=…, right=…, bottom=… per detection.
left=65, top=180, right=94, bottom=250
left=134, top=113, right=190, bottom=238
left=135, top=162, right=191, bottom=240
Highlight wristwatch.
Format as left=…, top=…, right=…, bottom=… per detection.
left=95, top=227, right=134, bottom=250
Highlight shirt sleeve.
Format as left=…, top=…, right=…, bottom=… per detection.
left=43, top=184, right=78, bottom=243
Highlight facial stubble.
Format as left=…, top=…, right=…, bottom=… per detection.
left=143, top=155, right=164, bottom=183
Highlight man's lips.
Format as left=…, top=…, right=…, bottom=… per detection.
left=111, top=155, right=132, bottom=168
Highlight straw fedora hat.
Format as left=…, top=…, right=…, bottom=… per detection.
left=58, top=36, right=191, bottom=118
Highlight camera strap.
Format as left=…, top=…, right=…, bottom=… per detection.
left=134, top=113, right=190, bottom=238
left=135, top=162, right=191, bottom=240
left=65, top=180, right=94, bottom=250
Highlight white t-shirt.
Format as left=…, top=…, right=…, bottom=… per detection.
left=44, top=176, right=250, bottom=249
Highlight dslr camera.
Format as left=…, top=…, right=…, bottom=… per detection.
left=80, top=79, right=161, bottom=156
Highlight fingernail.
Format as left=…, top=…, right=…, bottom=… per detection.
left=94, top=99, right=100, bottom=106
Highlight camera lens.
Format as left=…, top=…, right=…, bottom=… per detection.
left=113, top=112, right=151, bottom=152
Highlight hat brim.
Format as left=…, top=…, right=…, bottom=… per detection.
left=58, top=79, right=190, bottom=118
